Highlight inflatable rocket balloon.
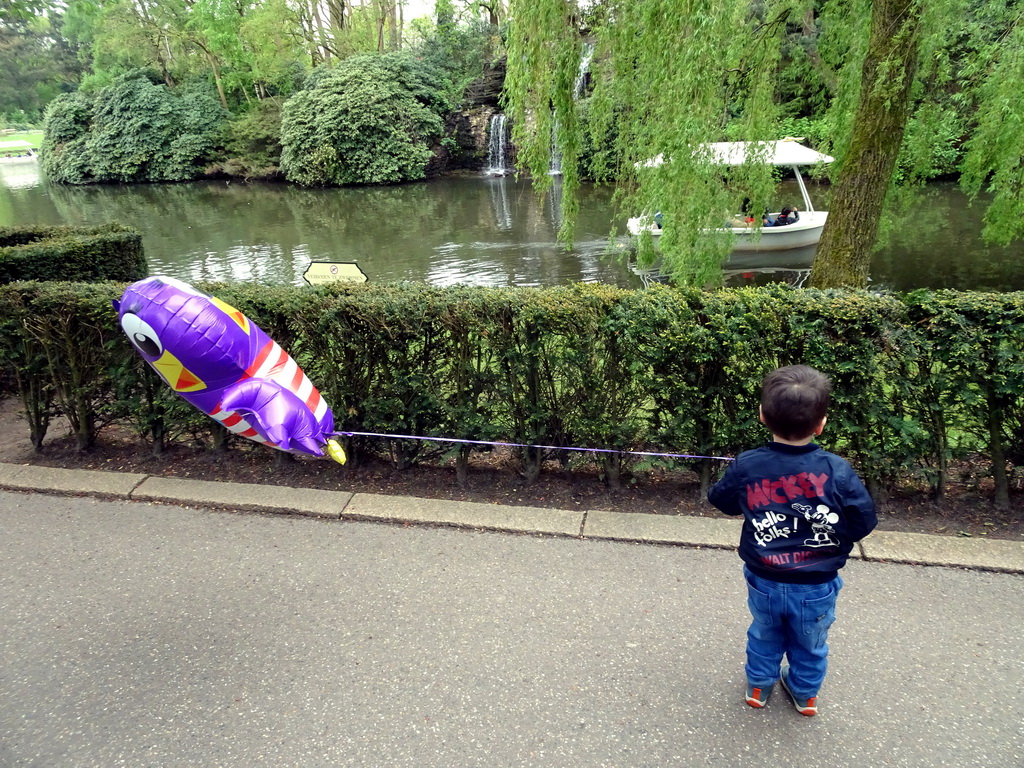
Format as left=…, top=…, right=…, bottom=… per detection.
left=114, top=276, right=346, bottom=464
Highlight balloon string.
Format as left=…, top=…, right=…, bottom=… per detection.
left=334, top=431, right=734, bottom=462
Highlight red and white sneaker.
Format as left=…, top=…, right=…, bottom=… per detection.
left=745, top=682, right=772, bottom=708
left=780, top=665, right=818, bottom=716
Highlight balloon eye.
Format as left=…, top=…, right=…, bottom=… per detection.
left=120, top=313, right=163, bottom=358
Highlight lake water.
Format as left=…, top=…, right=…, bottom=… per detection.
left=1, top=160, right=1020, bottom=292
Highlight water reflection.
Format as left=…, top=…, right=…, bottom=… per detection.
left=870, top=185, right=1024, bottom=292
left=630, top=257, right=814, bottom=290
left=488, top=175, right=513, bottom=231
left=0, top=174, right=634, bottom=287
left=0, top=159, right=42, bottom=191
left=1, top=168, right=1021, bottom=292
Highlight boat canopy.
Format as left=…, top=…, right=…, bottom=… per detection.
left=640, top=138, right=833, bottom=169
left=701, top=139, right=833, bottom=167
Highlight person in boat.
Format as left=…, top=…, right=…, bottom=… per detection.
left=741, top=198, right=756, bottom=225
left=774, top=206, right=800, bottom=226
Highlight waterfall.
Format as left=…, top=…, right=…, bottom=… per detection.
left=573, top=42, right=594, bottom=99
left=486, top=113, right=511, bottom=175
left=549, top=127, right=562, bottom=176
left=550, top=42, right=594, bottom=176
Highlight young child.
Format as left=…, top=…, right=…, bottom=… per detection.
left=708, top=365, right=877, bottom=716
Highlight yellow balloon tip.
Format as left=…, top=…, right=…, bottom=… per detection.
left=326, top=438, right=347, bottom=465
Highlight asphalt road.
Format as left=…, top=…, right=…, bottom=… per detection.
left=1, top=490, right=1022, bottom=767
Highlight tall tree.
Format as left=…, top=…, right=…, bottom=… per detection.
left=0, top=0, right=48, bottom=24
left=810, top=0, right=921, bottom=287
left=506, top=0, right=809, bottom=286
left=960, top=11, right=1024, bottom=247
left=0, top=7, right=81, bottom=122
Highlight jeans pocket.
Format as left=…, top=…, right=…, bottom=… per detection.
left=746, top=578, right=773, bottom=625
left=801, top=589, right=837, bottom=647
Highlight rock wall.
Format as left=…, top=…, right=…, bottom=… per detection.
left=426, top=59, right=515, bottom=177
left=463, top=59, right=506, bottom=108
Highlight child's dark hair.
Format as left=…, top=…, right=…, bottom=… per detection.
left=760, top=365, right=831, bottom=440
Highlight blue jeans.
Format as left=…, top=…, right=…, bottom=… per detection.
left=743, top=566, right=843, bottom=699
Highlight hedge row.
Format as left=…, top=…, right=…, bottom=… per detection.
left=1, top=280, right=1022, bottom=506
left=0, top=224, right=147, bottom=284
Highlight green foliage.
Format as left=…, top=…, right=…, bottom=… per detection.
left=506, top=0, right=798, bottom=283
left=2, top=281, right=1023, bottom=505
left=896, top=102, right=963, bottom=183
left=0, top=281, right=126, bottom=450
left=40, top=89, right=90, bottom=145
left=902, top=290, right=1024, bottom=507
left=775, top=16, right=831, bottom=119
left=960, top=13, right=1024, bottom=246
left=41, top=71, right=226, bottom=184
left=0, top=223, right=146, bottom=283
left=237, top=0, right=307, bottom=99
left=0, top=7, right=81, bottom=123
left=220, top=99, right=284, bottom=175
left=505, top=0, right=1024, bottom=288
left=412, top=14, right=497, bottom=109
left=280, top=53, right=445, bottom=186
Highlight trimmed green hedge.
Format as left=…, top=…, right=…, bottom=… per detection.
left=1, top=281, right=1021, bottom=507
left=0, top=224, right=146, bottom=283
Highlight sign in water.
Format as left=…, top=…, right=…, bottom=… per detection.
left=302, top=261, right=368, bottom=286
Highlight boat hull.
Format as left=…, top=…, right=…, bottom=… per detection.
left=727, top=211, right=827, bottom=251
left=627, top=210, right=828, bottom=253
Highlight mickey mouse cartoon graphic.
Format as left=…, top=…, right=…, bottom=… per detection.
left=792, top=503, right=840, bottom=548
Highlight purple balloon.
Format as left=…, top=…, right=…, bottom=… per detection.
left=114, top=276, right=336, bottom=458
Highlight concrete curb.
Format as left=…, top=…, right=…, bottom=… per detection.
left=0, top=462, right=147, bottom=497
left=133, top=476, right=351, bottom=518
left=0, top=462, right=1021, bottom=574
left=861, top=530, right=1024, bottom=573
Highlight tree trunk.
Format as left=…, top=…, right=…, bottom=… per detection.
left=521, top=446, right=541, bottom=484
left=311, top=0, right=331, bottom=65
left=204, top=50, right=229, bottom=110
left=456, top=445, right=470, bottom=488
left=932, top=413, right=948, bottom=500
left=17, top=376, right=50, bottom=453
left=986, top=386, right=1010, bottom=509
left=602, top=452, right=622, bottom=489
left=211, top=423, right=230, bottom=452
left=327, top=0, right=347, bottom=32
left=150, top=417, right=165, bottom=457
left=698, top=460, right=713, bottom=499
left=810, top=0, right=921, bottom=289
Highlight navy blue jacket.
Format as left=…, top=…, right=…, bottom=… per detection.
left=708, top=441, right=877, bottom=584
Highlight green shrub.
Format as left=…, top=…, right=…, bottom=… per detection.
left=220, top=100, right=285, bottom=176
left=41, top=71, right=226, bottom=184
left=280, top=54, right=445, bottom=186
left=0, top=224, right=146, bottom=283
left=1, top=281, right=1021, bottom=507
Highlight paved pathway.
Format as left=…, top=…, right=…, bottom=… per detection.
left=2, top=490, right=1022, bottom=767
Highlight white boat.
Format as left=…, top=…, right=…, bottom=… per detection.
left=626, top=139, right=833, bottom=252
left=0, top=140, right=38, bottom=163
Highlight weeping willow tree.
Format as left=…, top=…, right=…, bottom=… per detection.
left=504, top=0, right=1024, bottom=288
left=961, top=12, right=1024, bottom=248
left=505, top=0, right=790, bottom=286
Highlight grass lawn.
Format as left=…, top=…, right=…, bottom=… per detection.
left=1, top=130, right=44, bottom=149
